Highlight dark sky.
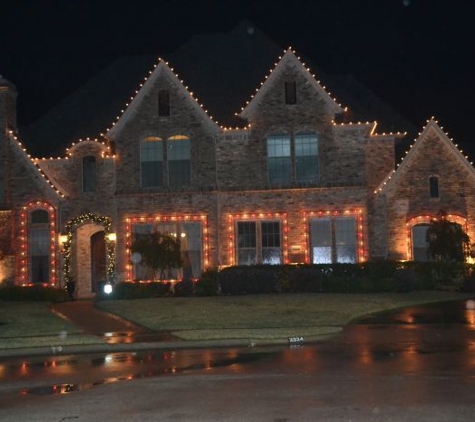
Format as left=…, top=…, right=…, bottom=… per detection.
left=1, top=0, right=474, bottom=155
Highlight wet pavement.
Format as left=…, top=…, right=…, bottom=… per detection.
left=2, top=298, right=475, bottom=421
left=52, top=300, right=179, bottom=343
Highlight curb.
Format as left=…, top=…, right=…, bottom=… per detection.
left=0, top=331, right=341, bottom=359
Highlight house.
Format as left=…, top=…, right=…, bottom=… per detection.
left=1, top=24, right=473, bottom=297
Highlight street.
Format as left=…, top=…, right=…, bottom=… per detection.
left=1, top=300, right=475, bottom=421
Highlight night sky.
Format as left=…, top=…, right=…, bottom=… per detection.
left=1, top=0, right=474, bottom=156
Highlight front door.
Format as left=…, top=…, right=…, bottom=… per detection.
left=91, top=231, right=106, bottom=293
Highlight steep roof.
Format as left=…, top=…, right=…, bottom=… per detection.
left=19, top=21, right=416, bottom=157
left=375, top=119, right=475, bottom=194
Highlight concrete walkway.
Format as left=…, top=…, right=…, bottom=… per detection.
left=52, top=300, right=179, bottom=343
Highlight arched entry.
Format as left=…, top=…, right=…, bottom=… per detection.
left=61, top=213, right=115, bottom=298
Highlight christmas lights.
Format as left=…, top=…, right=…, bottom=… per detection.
left=62, top=214, right=115, bottom=285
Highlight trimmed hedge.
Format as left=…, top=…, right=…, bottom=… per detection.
left=0, top=285, right=70, bottom=303
left=218, top=261, right=475, bottom=295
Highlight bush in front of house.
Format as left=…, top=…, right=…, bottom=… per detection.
left=0, top=285, right=70, bottom=303
left=98, top=281, right=172, bottom=300
left=195, top=269, right=220, bottom=296
left=219, top=265, right=280, bottom=295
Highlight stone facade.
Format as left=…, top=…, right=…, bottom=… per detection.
left=0, top=50, right=473, bottom=297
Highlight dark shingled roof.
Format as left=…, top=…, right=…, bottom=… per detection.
left=20, top=21, right=417, bottom=157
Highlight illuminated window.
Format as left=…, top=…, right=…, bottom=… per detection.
left=412, top=224, right=430, bottom=261
left=167, top=136, right=191, bottom=187
left=267, top=132, right=318, bottom=186
left=131, top=221, right=202, bottom=281
left=82, top=156, right=96, bottom=193
left=29, top=210, right=50, bottom=283
left=285, top=81, right=297, bottom=104
left=158, top=89, right=170, bottom=116
left=429, top=176, right=439, bottom=198
left=310, top=217, right=356, bottom=263
left=237, top=220, right=281, bottom=265
left=140, top=137, right=163, bottom=188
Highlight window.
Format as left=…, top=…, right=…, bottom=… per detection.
left=295, top=133, right=319, bottom=183
left=82, top=156, right=96, bottom=193
left=140, top=136, right=191, bottom=189
left=267, top=132, right=318, bottom=185
left=158, top=89, right=170, bottom=116
left=310, top=217, right=356, bottom=264
left=412, top=224, right=430, bottom=261
left=131, top=221, right=202, bottom=281
left=237, top=220, right=281, bottom=265
left=285, top=81, right=297, bottom=104
left=140, top=137, right=163, bottom=188
left=168, top=136, right=191, bottom=187
left=429, top=176, right=439, bottom=198
left=29, top=210, right=50, bottom=283
left=267, top=134, right=291, bottom=185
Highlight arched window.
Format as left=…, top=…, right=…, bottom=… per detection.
left=29, top=210, right=50, bottom=283
left=412, top=224, right=430, bottom=261
left=429, top=176, right=439, bottom=198
left=140, top=137, right=163, bottom=188
left=167, top=135, right=191, bottom=187
left=82, top=155, right=96, bottom=193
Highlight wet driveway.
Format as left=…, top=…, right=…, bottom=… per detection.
left=1, top=298, right=475, bottom=421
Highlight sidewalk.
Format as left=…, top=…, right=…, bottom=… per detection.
left=52, top=300, right=180, bottom=343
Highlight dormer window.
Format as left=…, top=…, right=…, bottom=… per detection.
left=285, top=81, right=297, bottom=105
left=158, top=89, right=170, bottom=116
left=429, top=176, right=439, bottom=198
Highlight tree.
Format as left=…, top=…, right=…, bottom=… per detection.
left=426, top=210, right=471, bottom=263
left=131, top=231, right=182, bottom=281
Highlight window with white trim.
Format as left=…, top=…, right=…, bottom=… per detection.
left=29, top=210, right=50, bottom=283
left=236, top=220, right=282, bottom=265
left=310, top=217, right=356, bottom=264
left=140, top=137, right=163, bottom=188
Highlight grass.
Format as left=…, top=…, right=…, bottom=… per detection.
left=98, top=291, right=474, bottom=341
left=0, top=302, right=102, bottom=349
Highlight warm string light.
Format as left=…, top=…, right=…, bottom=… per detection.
left=20, top=202, right=57, bottom=287
left=405, top=214, right=467, bottom=260
left=227, top=212, right=289, bottom=266
left=124, top=214, right=209, bottom=283
left=65, top=138, right=114, bottom=158
left=374, top=118, right=474, bottom=194
left=62, top=214, right=115, bottom=284
left=105, top=59, right=220, bottom=137
left=238, top=47, right=345, bottom=118
left=303, top=209, right=365, bottom=263
left=8, top=131, right=66, bottom=198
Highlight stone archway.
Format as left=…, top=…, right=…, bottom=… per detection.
left=74, top=224, right=105, bottom=298
left=62, top=213, right=115, bottom=298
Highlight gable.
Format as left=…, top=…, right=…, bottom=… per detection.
left=106, top=60, right=220, bottom=140
left=377, top=119, right=475, bottom=195
left=239, top=49, right=344, bottom=121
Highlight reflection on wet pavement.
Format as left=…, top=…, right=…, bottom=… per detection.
left=3, top=298, right=475, bottom=399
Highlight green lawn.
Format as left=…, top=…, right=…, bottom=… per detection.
left=0, top=302, right=102, bottom=349
left=98, top=291, right=474, bottom=341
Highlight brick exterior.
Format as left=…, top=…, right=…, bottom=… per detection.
left=0, top=51, right=472, bottom=296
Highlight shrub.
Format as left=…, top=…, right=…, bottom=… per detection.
left=219, top=266, right=279, bottom=295
left=98, top=281, right=171, bottom=300
left=195, top=269, right=219, bottom=296
left=0, top=285, right=70, bottom=303
left=173, top=279, right=194, bottom=297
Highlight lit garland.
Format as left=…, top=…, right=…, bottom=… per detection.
left=62, top=213, right=115, bottom=284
